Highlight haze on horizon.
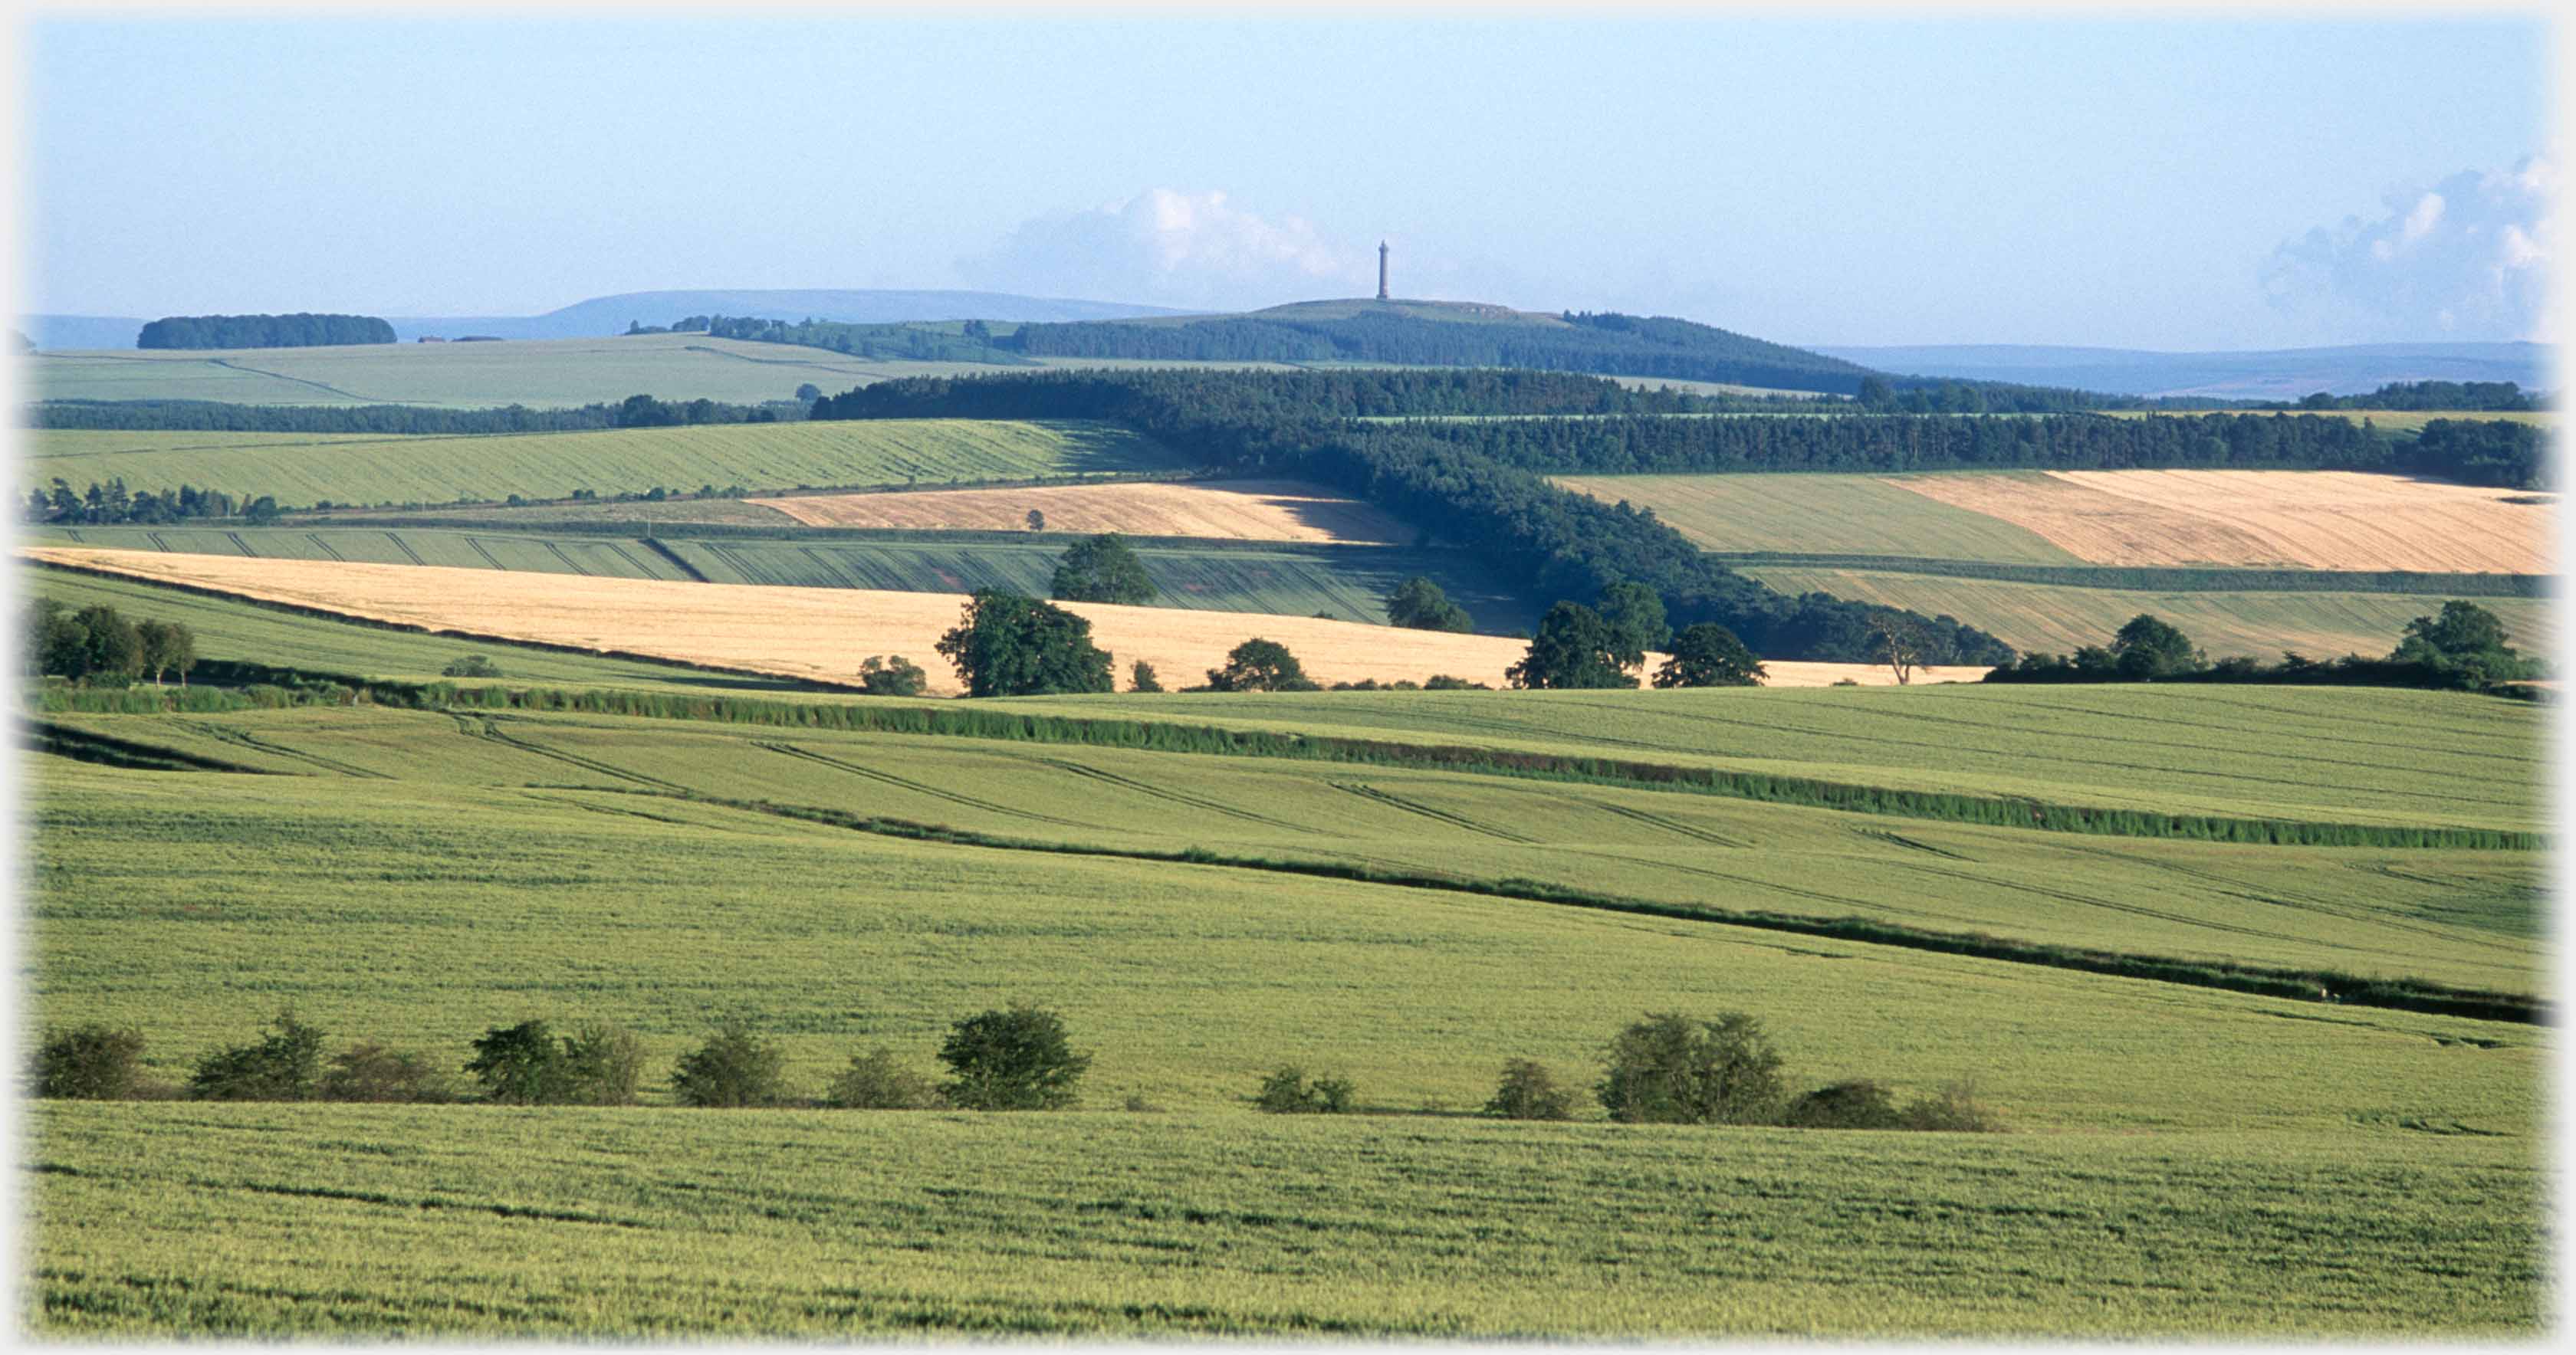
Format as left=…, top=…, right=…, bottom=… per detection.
left=20, top=13, right=2556, bottom=351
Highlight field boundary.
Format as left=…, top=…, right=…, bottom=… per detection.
left=1710, top=553, right=2555, bottom=597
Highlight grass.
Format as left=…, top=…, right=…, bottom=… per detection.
left=1553, top=471, right=2084, bottom=560
left=18, top=418, right=1184, bottom=507
left=1736, top=566, right=2557, bottom=660
left=25, top=1104, right=2542, bottom=1337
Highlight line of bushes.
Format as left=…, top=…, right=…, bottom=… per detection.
left=695, top=794, right=2544, bottom=1025
left=1708, top=553, right=2552, bottom=598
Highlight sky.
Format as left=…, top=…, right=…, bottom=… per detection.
left=15, top=12, right=2558, bottom=350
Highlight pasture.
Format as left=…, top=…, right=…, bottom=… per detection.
left=1734, top=565, right=2555, bottom=661
left=18, top=418, right=1184, bottom=508
left=1894, top=469, right=2551, bottom=573
left=753, top=477, right=1411, bottom=543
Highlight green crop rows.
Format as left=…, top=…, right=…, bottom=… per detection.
left=21, top=417, right=1185, bottom=507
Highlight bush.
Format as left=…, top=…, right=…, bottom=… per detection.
left=189, top=1010, right=327, bottom=1101
left=442, top=654, right=504, bottom=678
left=1899, top=1079, right=2004, bottom=1132
left=1422, top=674, right=1490, bottom=691
left=1595, top=1012, right=1786, bottom=1125
left=561, top=1023, right=647, bottom=1106
left=319, top=1041, right=460, bottom=1104
left=1781, top=1078, right=1902, bottom=1130
left=29, top=1024, right=147, bottom=1100
left=938, top=1002, right=1090, bottom=1111
left=672, top=1020, right=790, bottom=1108
left=1482, top=1058, right=1574, bottom=1120
left=825, top=1047, right=941, bottom=1109
left=1129, top=660, right=1164, bottom=693
left=464, top=1019, right=570, bottom=1104
left=1254, top=1066, right=1357, bottom=1114
left=858, top=655, right=928, bottom=697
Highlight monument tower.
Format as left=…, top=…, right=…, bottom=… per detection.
left=1377, top=241, right=1389, bottom=300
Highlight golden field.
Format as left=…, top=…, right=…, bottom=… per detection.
left=752, top=477, right=1412, bottom=543
left=19, top=547, right=1988, bottom=692
left=1893, top=470, right=2551, bottom=573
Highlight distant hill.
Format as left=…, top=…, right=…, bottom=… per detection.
left=1001, top=297, right=1882, bottom=394
left=22, top=290, right=1181, bottom=351
left=1812, top=341, right=2551, bottom=401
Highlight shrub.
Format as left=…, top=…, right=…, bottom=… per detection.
left=1595, top=1012, right=1786, bottom=1125
left=1422, top=674, right=1490, bottom=691
left=1122, top=1094, right=1165, bottom=1113
left=1254, top=1066, right=1357, bottom=1114
left=1482, top=1058, right=1574, bottom=1120
left=858, top=655, right=928, bottom=697
left=1129, top=660, right=1164, bottom=693
left=464, top=1019, right=570, bottom=1104
left=189, top=1010, right=327, bottom=1101
left=672, top=1020, right=790, bottom=1108
left=442, top=654, right=504, bottom=678
left=561, top=1023, right=647, bottom=1106
left=29, top=1024, right=147, bottom=1100
left=825, top=1047, right=941, bottom=1109
left=1900, top=1079, right=2005, bottom=1133
left=1781, top=1078, right=1902, bottom=1130
left=319, top=1041, right=459, bottom=1104
left=938, top=1002, right=1089, bottom=1111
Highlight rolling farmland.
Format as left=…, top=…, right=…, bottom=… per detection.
left=1734, top=566, right=2555, bottom=660
left=22, top=547, right=1987, bottom=691
left=1553, top=472, right=2085, bottom=561
left=20, top=419, right=1188, bottom=508
left=753, top=477, right=1413, bottom=543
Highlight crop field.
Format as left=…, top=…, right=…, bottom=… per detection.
left=1735, top=566, right=2555, bottom=660
left=1894, top=469, right=2551, bottom=573
left=18, top=418, right=1184, bottom=508
left=27, top=1104, right=2538, bottom=1337
left=1555, top=472, right=2084, bottom=561
left=25, top=527, right=1536, bottom=632
left=20, top=547, right=1978, bottom=691
left=753, top=477, right=1412, bottom=543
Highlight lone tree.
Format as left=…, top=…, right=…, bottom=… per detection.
left=938, top=1002, right=1090, bottom=1111
left=1483, top=1059, right=1575, bottom=1120
left=671, top=1020, right=790, bottom=1108
left=464, top=1019, right=570, bottom=1105
left=1384, top=576, right=1473, bottom=632
left=1654, top=622, right=1766, bottom=688
left=935, top=589, right=1115, bottom=697
left=1596, top=1012, right=1786, bottom=1126
left=1595, top=581, right=1671, bottom=668
left=1506, top=601, right=1635, bottom=690
left=795, top=382, right=823, bottom=403
left=1129, top=660, right=1164, bottom=693
left=1868, top=615, right=1934, bottom=685
left=1204, top=638, right=1313, bottom=691
left=1026, top=509, right=1046, bottom=532
left=2393, top=600, right=2530, bottom=684
left=2110, top=613, right=2203, bottom=679
left=859, top=655, right=928, bottom=696
left=1049, top=532, right=1155, bottom=604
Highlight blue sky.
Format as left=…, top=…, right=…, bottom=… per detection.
left=20, top=13, right=2555, bottom=349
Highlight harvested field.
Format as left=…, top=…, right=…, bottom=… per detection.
left=1555, top=471, right=2082, bottom=561
left=1891, top=470, right=2551, bottom=573
left=19, top=547, right=1983, bottom=691
left=752, top=477, right=1414, bottom=544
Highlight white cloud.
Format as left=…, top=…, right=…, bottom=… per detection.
left=958, top=189, right=1373, bottom=310
left=2262, top=156, right=2556, bottom=342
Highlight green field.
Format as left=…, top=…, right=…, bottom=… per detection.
left=1737, top=565, right=2556, bottom=660
left=21, top=418, right=1184, bottom=507
left=1554, top=471, right=2085, bottom=560
left=21, top=563, right=2548, bottom=1336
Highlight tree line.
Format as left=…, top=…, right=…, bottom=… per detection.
left=1985, top=601, right=2539, bottom=693
left=815, top=369, right=2019, bottom=665
left=136, top=313, right=394, bottom=349
left=31, top=1003, right=1999, bottom=1133
left=25, top=477, right=278, bottom=527
left=2265, top=380, right=2540, bottom=412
